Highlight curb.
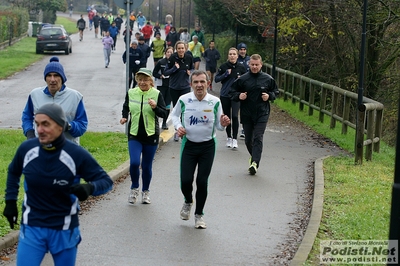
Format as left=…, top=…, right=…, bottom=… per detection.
left=290, top=156, right=329, bottom=266
left=0, top=136, right=167, bottom=251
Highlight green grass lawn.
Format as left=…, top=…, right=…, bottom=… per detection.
left=0, top=129, right=129, bottom=237
left=274, top=99, right=394, bottom=265
left=0, top=16, right=78, bottom=80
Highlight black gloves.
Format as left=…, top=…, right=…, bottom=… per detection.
left=3, top=200, right=18, bottom=229
left=26, top=130, right=35, bottom=139
left=70, top=183, right=94, bottom=201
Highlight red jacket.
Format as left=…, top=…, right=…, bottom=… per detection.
left=141, top=25, right=153, bottom=40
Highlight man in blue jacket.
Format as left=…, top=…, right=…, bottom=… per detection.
left=108, top=21, right=119, bottom=51
left=4, top=103, right=113, bottom=266
left=21, top=57, right=88, bottom=145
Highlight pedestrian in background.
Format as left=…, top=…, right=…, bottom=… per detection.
left=150, top=31, right=166, bottom=65
left=69, top=3, right=73, bottom=17
left=129, top=12, right=136, bottom=29
left=230, top=54, right=279, bottom=175
left=114, top=14, right=124, bottom=35
left=137, top=36, right=151, bottom=68
left=122, top=40, right=144, bottom=88
left=179, top=28, right=190, bottom=43
left=188, top=35, right=204, bottom=70
left=237, top=42, right=251, bottom=138
left=190, top=25, right=205, bottom=47
left=88, top=8, right=95, bottom=30
left=171, top=70, right=230, bottom=229
left=120, top=68, right=168, bottom=205
left=203, top=40, right=221, bottom=90
left=137, top=12, right=146, bottom=30
left=93, top=12, right=101, bottom=38
left=102, top=30, right=114, bottom=68
left=4, top=103, right=113, bottom=266
left=123, top=28, right=132, bottom=45
left=141, top=21, right=153, bottom=45
left=108, top=12, right=114, bottom=25
left=153, top=46, right=174, bottom=129
left=166, top=26, right=179, bottom=50
left=100, top=14, right=110, bottom=37
left=21, top=57, right=88, bottom=145
left=77, top=14, right=86, bottom=41
left=153, top=21, right=161, bottom=37
left=215, top=47, right=246, bottom=149
left=108, top=21, right=119, bottom=51
left=164, top=41, right=194, bottom=141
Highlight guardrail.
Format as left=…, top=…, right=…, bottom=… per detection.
left=265, top=63, right=384, bottom=163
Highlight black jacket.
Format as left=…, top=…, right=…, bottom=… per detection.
left=164, top=52, right=194, bottom=90
left=230, top=71, right=279, bottom=124
left=153, top=57, right=170, bottom=88
left=138, top=43, right=151, bottom=67
left=122, top=47, right=144, bottom=70
left=215, top=61, right=247, bottom=97
left=93, top=15, right=101, bottom=27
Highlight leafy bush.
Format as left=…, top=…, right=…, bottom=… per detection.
left=0, top=7, right=29, bottom=43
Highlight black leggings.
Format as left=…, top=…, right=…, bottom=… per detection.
left=170, top=88, right=191, bottom=107
left=220, top=96, right=240, bottom=139
left=180, top=139, right=215, bottom=215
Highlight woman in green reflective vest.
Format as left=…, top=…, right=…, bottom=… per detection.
left=120, top=68, right=168, bottom=205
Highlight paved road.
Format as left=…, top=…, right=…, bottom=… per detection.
left=0, top=12, right=343, bottom=265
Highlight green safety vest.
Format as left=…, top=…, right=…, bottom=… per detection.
left=128, top=87, right=160, bottom=136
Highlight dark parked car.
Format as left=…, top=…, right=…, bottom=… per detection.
left=36, top=25, right=72, bottom=55
left=93, top=4, right=110, bottom=15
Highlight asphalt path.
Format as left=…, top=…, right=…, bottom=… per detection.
left=0, top=12, right=344, bottom=265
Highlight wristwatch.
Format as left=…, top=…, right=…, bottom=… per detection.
left=68, top=123, right=72, bottom=131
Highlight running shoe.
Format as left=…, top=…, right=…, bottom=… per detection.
left=180, top=202, right=192, bottom=220
left=195, top=214, right=207, bottom=229
left=128, top=188, right=139, bottom=204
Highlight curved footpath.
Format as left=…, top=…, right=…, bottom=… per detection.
left=0, top=12, right=345, bottom=265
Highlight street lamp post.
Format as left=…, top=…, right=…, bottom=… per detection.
left=272, top=2, right=278, bottom=79
left=355, top=0, right=367, bottom=164
left=180, top=0, right=182, bottom=28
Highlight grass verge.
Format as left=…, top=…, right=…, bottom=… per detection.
left=274, top=99, right=394, bottom=265
left=0, top=16, right=78, bottom=80
left=0, top=129, right=128, bottom=237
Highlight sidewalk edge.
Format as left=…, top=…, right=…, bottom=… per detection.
left=289, top=155, right=330, bottom=266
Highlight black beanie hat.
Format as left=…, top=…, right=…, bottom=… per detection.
left=44, top=57, right=67, bottom=84
left=36, top=103, right=67, bottom=129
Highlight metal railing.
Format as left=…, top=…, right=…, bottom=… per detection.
left=265, top=63, right=384, bottom=163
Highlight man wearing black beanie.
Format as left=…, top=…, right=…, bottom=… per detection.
left=21, top=56, right=88, bottom=145
left=4, top=103, right=113, bottom=265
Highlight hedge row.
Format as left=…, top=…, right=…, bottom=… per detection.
left=0, top=6, right=29, bottom=43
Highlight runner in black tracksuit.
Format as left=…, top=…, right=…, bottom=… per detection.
left=230, top=54, right=279, bottom=174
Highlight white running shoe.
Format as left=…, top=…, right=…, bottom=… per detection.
left=142, top=190, right=151, bottom=204
left=226, top=138, right=232, bottom=148
left=180, top=202, right=192, bottom=220
left=128, top=188, right=140, bottom=204
left=195, top=214, right=207, bottom=229
left=232, top=139, right=238, bottom=148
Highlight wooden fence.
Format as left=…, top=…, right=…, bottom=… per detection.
left=265, top=63, right=384, bottom=163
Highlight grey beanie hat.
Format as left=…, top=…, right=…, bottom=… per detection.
left=36, top=103, right=67, bottom=129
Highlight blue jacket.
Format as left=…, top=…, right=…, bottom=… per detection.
left=108, top=25, right=119, bottom=37
left=137, top=15, right=146, bottom=27
left=21, top=85, right=88, bottom=145
left=237, top=54, right=250, bottom=72
left=5, top=134, right=113, bottom=230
